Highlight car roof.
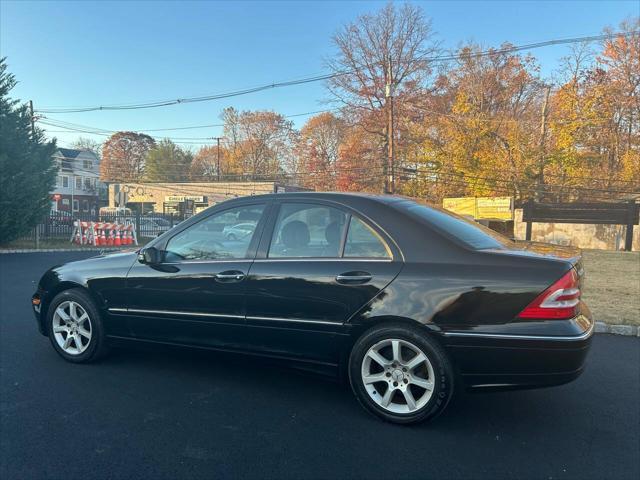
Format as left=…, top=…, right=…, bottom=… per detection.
left=222, top=191, right=408, bottom=206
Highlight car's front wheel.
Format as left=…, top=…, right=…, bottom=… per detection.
left=349, top=324, right=454, bottom=424
left=46, top=289, right=109, bottom=363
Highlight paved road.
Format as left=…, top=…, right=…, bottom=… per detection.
left=1, top=252, right=639, bottom=480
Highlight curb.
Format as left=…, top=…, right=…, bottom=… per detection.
left=0, top=248, right=124, bottom=254
left=595, top=321, right=639, bottom=337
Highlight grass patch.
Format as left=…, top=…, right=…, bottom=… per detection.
left=581, top=249, right=640, bottom=326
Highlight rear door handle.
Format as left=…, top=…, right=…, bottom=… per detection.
left=215, top=270, right=245, bottom=282
left=336, top=272, right=372, bottom=284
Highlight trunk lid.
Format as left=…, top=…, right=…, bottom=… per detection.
left=494, top=240, right=584, bottom=285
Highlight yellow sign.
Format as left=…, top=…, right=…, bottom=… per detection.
left=442, top=197, right=477, bottom=218
left=476, top=197, right=513, bottom=220
left=443, top=196, right=513, bottom=221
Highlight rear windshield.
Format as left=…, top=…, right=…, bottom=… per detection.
left=403, top=202, right=514, bottom=250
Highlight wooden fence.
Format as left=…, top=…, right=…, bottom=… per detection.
left=522, top=200, right=639, bottom=251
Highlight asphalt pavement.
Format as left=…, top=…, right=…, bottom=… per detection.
left=1, top=252, right=639, bottom=480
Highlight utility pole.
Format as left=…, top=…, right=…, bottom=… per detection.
left=385, top=58, right=395, bottom=194
left=212, top=137, right=223, bottom=181
left=536, top=85, right=551, bottom=201
left=28, top=100, right=36, bottom=138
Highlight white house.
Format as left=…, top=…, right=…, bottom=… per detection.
left=51, top=148, right=104, bottom=214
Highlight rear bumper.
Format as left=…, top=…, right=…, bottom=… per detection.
left=440, top=314, right=594, bottom=391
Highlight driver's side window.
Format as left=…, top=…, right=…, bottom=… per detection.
left=164, top=204, right=265, bottom=261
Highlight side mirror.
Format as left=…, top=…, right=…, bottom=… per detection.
left=138, top=247, right=161, bottom=264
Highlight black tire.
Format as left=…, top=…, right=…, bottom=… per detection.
left=348, top=323, right=454, bottom=425
left=46, top=288, right=109, bottom=363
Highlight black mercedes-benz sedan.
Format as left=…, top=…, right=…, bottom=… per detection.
left=32, top=193, right=593, bottom=424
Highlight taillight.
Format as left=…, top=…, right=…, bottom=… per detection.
left=517, top=269, right=581, bottom=320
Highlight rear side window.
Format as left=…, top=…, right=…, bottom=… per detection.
left=405, top=203, right=511, bottom=250
left=268, top=203, right=347, bottom=258
left=344, top=217, right=391, bottom=258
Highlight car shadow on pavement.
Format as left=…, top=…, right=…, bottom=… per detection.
left=91, top=341, right=566, bottom=432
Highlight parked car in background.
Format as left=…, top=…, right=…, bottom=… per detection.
left=222, top=222, right=256, bottom=241
left=99, top=207, right=132, bottom=217
left=32, top=193, right=593, bottom=424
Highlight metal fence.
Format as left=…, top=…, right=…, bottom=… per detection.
left=16, top=211, right=190, bottom=247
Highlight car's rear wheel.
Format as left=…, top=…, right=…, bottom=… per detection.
left=349, top=324, right=454, bottom=424
left=46, top=289, right=109, bottom=363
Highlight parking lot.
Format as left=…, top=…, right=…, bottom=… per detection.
left=1, top=251, right=638, bottom=480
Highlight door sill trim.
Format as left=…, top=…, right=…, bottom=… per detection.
left=108, top=307, right=244, bottom=320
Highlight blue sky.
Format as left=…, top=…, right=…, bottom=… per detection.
left=1, top=0, right=637, bottom=150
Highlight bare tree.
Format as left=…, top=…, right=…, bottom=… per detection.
left=326, top=1, right=439, bottom=140
left=70, top=137, right=101, bottom=159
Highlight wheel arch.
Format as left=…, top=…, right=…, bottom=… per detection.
left=41, top=282, right=101, bottom=335
left=339, top=316, right=445, bottom=381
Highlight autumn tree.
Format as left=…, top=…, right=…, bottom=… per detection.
left=296, top=112, right=346, bottom=190
left=397, top=43, right=545, bottom=202
left=547, top=19, right=640, bottom=201
left=220, top=108, right=295, bottom=180
left=190, top=143, right=242, bottom=180
left=144, top=139, right=193, bottom=182
left=100, top=131, right=155, bottom=182
left=336, top=127, right=385, bottom=193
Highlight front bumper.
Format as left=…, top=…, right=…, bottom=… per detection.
left=441, top=313, right=594, bottom=391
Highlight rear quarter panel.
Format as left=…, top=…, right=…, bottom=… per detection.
left=348, top=248, right=583, bottom=337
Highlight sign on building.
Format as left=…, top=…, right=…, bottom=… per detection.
left=164, top=195, right=206, bottom=203
left=443, top=196, right=513, bottom=221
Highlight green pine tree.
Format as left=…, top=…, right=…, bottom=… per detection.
left=0, top=58, right=57, bottom=244
left=144, top=139, right=193, bottom=182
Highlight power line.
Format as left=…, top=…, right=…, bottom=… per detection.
left=403, top=165, right=640, bottom=196
left=34, top=31, right=636, bottom=114
left=36, top=108, right=340, bottom=139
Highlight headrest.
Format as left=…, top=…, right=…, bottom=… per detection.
left=325, top=221, right=341, bottom=245
left=281, top=220, right=310, bottom=249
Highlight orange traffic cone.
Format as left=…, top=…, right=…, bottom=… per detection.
left=114, top=229, right=121, bottom=246
left=81, top=228, right=87, bottom=245
left=74, top=229, right=81, bottom=245
left=124, top=228, right=131, bottom=245
left=101, top=229, right=107, bottom=246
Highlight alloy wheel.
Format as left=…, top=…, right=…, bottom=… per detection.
left=52, top=300, right=92, bottom=355
left=361, top=338, right=435, bottom=414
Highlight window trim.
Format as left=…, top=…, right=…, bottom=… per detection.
left=260, top=200, right=394, bottom=261
left=161, top=202, right=269, bottom=264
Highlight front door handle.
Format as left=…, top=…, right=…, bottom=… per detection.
left=214, top=270, right=246, bottom=282
left=336, top=272, right=372, bottom=284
